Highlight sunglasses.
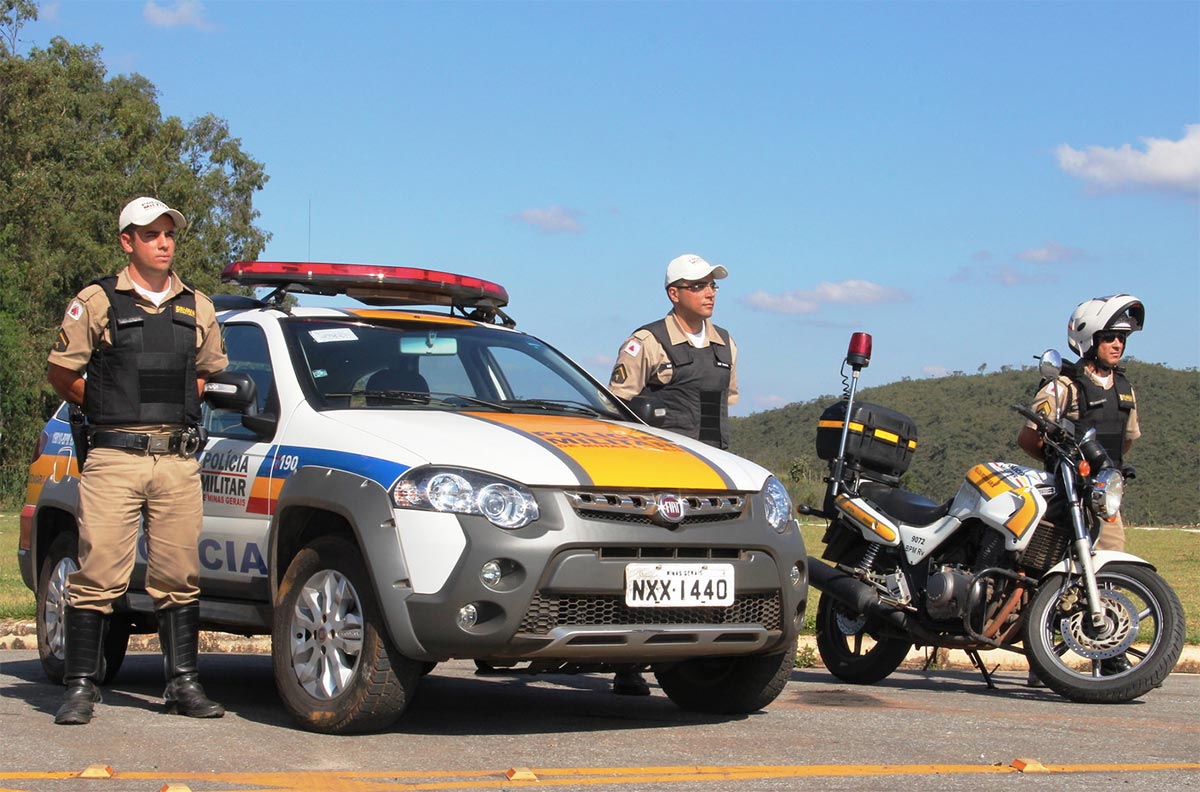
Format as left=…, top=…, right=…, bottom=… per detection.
left=1095, top=331, right=1127, bottom=345
left=673, top=280, right=719, bottom=293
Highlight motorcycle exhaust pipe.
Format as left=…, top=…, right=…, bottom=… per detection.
left=807, top=556, right=926, bottom=638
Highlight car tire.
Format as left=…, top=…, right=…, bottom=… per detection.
left=36, top=532, right=129, bottom=685
left=272, top=536, right=420, bottom=734
left=655, top=637, right=797, bottom=714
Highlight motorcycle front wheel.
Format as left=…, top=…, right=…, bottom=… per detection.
left=1024, top=562, right=1185, bottom=704
left=815, top=594, right=912, bottom=684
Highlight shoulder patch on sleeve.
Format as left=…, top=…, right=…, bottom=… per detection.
left=611, top=363, right=627, bottom=385
left=66, top=301, right=84, bottom=321
left=623, top=339, right=642, bottom=358
left=53, top=327, right=69, bottom=353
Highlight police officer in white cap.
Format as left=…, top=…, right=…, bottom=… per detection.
left=47, top=197, right=227, bottom=724
left=610, top=253, right=739, bottom=449
left=605, top=253, right=739, bottom=695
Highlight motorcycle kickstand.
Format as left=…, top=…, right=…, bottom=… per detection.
left=964, top=649, right=999, bottom=689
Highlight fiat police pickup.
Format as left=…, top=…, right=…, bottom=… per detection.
left=18, top=261, right=808, bottom=733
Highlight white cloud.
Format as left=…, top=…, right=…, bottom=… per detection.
left=510, top=205, right=584, bottom=234
left=41, top=2, right=61, bottom=22
left=744, top=280, right=909, bottom=315
left=1056, top=124, right=1200, bottom=197
left=143, top=1, right=212, bottom=30
left=753, top=394, right=789, bottom=409
left=1017, top=241, right=1086, bottom=264
left=922, top=365, right=952, bottom=378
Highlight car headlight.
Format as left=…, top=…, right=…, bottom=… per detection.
left=393, top=467, right=539, bottom=529
left=763, top=476, right=795, bottom=534
left=1091, top=468, right=1124, bottom=522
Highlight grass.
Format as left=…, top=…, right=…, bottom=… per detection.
left=2, top=512, right=1196, bottom=643
left=0, top=512, right=36, bottom=620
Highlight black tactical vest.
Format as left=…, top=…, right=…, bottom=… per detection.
left=1071, top=370, right=1135, bottom=466
left=83, top=276, right=201, bottom=427
left=638, top=319, right=733, bottom=449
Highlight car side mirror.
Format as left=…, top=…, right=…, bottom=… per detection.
left=204, top=371, right=258, bottom=413
left=205, top=371, right=278, bottom=440
left=628, top=395, right=667, bottom=427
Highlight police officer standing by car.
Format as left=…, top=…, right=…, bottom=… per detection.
left=46, top=197, right=228, bottom=725
left=1017, top=294, right=1144, bottom=682
left=606, top=253, right=739, bottom=695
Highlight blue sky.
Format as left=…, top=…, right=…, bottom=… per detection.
left=23, top=1, right=1200, bottom=414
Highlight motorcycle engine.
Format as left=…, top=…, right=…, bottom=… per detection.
left=925, top=566, right=985, bottom=622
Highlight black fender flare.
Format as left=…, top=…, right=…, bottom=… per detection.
left=267, top=466, right=427, bottom=658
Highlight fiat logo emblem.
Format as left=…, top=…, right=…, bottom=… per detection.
left=656, top=494, right=686, bottom=523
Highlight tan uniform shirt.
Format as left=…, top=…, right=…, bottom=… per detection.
left=48, top=266, right=227, bottom=431
left=609, top=311, right=739, bottom=404
left=1026, top=369, right=1141, bottom=444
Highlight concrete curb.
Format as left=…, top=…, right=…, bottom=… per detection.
left=3, top=621, right=1197, bottom=673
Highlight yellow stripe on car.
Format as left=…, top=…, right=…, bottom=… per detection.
left=467, top=414, right=731, bottom=489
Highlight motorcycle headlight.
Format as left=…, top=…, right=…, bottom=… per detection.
left=393, top=467, right=539, bottom=529
left=1091, top=468, right=1125, bottom=522
left=763, top=476, right=795, bottom=534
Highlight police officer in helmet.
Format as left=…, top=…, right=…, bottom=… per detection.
left=1017, top=294, right=1144, bottom=682
left=47, top=197, right=228, bottom=724
left=1017, top=293, right=1144, bottom=552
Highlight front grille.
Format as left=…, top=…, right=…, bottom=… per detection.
left=565, top=490, right=746, bottom=526
left=518, top=592, right=782, bottom=635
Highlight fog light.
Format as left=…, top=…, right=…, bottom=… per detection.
left=790, top=563, right=802, bottom=587
left=456, top=603, right=479, bottom=630
left=481, top=560, right=503, bottom=588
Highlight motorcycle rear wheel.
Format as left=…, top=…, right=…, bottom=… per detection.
left=1024, top=562, right=1185, bottom=704
left=815, top=595, right=912, bottom=684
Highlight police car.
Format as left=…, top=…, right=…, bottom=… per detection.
left=19, top=261, right=808, bottom=733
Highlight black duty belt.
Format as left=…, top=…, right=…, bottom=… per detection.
left=90, top=430, right=190, bottom=455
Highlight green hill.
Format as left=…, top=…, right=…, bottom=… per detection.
left=729, top=361, right=1200, bottom=527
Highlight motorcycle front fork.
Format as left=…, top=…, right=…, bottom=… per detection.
left=1060, top=463, right=1106, bottom=627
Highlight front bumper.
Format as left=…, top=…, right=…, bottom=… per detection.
left=393, top=488, right=808, bottom=662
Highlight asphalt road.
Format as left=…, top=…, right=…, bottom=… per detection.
left=1, top=650, right=1197, bottom=792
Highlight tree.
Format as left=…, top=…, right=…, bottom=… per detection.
left=0, top=22, right=270, bottom=503
left=0, top=0, right=38, bottom=56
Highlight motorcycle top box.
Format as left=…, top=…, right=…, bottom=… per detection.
left=816, top=399, right=917, bottom=479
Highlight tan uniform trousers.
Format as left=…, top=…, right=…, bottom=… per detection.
left=68, top=447, right=203, bottom=612
left=1096, top=511, right=1126, bottom=553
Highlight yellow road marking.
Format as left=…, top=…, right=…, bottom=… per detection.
left=2, top=763, right=1198, bottom=791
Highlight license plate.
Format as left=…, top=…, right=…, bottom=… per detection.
left=624, top=563, right=735, bottom=608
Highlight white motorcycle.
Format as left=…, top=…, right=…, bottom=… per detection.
left=803, top=333, right=1185, bottom=703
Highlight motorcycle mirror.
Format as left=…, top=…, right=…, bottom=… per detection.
left=1037, top=348, right=1063, bottom=380
left=847, top=332, right=872, bottom=370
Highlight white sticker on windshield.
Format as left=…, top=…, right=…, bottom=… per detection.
left=309, top=328, right=358, bottom=343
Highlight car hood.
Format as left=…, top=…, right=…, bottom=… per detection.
left=304, top=409, right=772, bottom=492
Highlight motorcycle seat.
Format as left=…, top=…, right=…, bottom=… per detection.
left=859, top=481, right=951, bottom=526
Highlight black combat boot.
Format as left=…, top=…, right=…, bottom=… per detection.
left=158, top=604, right=224, bottom=718
left=54, top=607, right=106, bottom=725
left=1101, top=653, right=1132, bottom=676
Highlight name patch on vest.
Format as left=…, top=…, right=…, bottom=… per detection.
left=174, top=304, right=196, bottom=318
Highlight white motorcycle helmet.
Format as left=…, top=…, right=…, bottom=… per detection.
left=1067, top=294, right=1145, bottom=357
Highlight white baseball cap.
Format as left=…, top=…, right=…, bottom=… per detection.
left=119, top=197, right=186, bottom=233
left=665, top=253, right=728, bottom=288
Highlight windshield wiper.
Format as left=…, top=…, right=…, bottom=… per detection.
left=323, top=391, right=512, bottom=411
left=504, top=398, right=617, bottom=418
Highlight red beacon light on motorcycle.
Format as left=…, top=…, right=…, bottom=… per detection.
left=846, top=332, right=872, bottom=370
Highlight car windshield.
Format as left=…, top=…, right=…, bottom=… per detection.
left=282, top=317, right=629, bottom=419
